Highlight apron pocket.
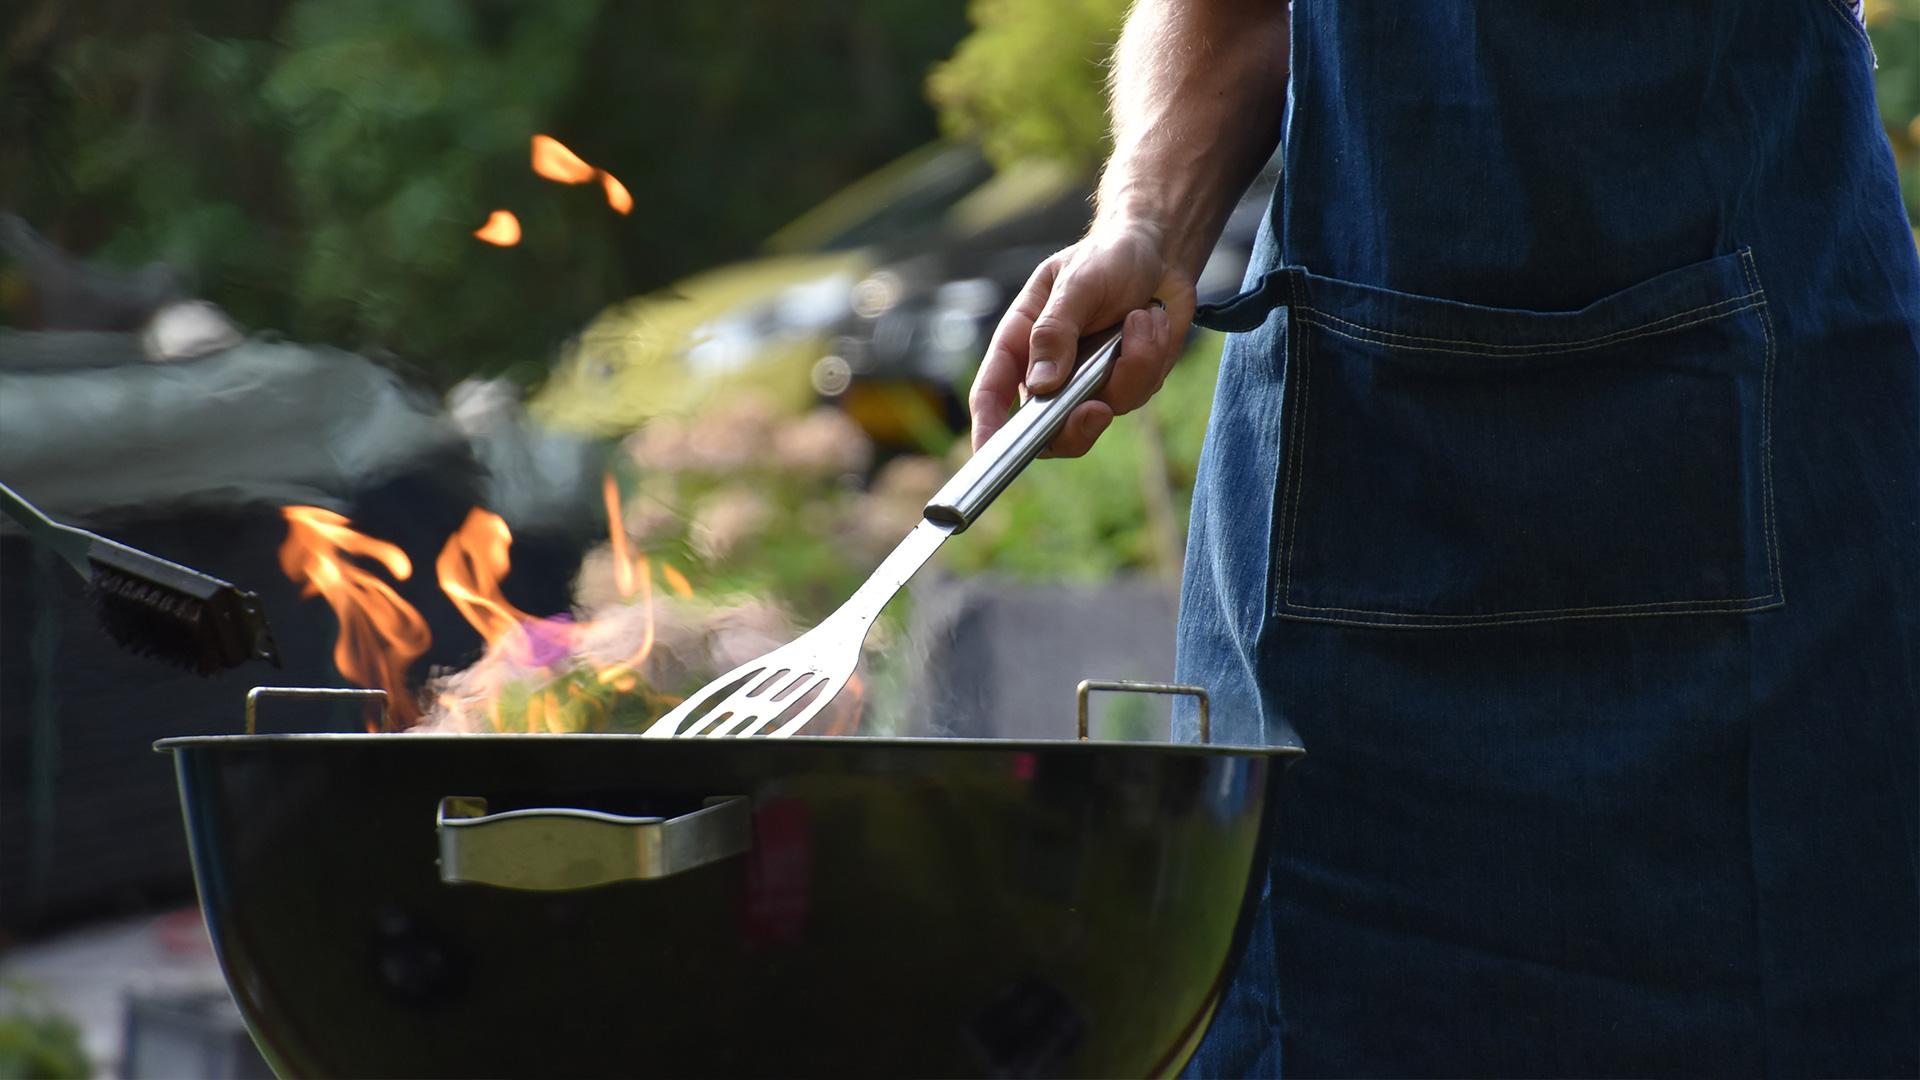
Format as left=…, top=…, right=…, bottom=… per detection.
left=1271, top=248, right=1781, bottom=629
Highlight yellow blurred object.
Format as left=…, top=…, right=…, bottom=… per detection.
left=943, top=158, right=1088, bottom=237
left=533, top=141, right=1019, bottom=438
left=765, top=143, right=985, bottom=254
left=839, top=382, right=950, bottom=448
left=530, top=251, right=868, bottom=435
left=1863, top=0, right=1920, bottom=25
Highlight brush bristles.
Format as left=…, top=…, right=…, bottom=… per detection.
left=87, top=545, right=280, bottom=676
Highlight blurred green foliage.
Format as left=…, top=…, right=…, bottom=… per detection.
left=931, top=0, right=1920, bottom=229
left=0, top=990, right=89, bottom=1080
left=944, top=332, right=1221, bottom=581
left=578, top=333, right=1222, bottom=642
left=1, top=0, right=966, bottom=385
left=927, top=0, right=1128, bottom=172
left=1870, top=0, right=1920, bottom=224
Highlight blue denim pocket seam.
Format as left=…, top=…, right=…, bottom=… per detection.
left=1270, top=249, right=1783, bottom=629
left=1740, top=248, right=1783, bottom=605
left=1293, top=291, right=1765, bottom=357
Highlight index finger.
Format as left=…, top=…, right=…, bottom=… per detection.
left=968, top=258, right=1058, bottom=450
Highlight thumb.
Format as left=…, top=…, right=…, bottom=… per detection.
left=1025, top=281, right=1101, bottom=394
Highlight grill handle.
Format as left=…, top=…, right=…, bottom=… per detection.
left=245, top=685, right=387, bottom=735
left=1076, top=679, right=1210, bottom=744
left=924, top=325, right=1123, bottom=531
left=437, top=795, right=750, bottom=891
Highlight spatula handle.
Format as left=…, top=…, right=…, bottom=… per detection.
left=924, top=325, right=1123, bottom=531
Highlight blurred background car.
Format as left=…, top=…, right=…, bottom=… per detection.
left=817, top=157, right=1280, bottom=454
left=536, top=142, right=1280, bottom=457
left=530, top=141, right=996, bottom=438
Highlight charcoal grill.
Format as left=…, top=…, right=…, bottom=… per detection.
left=158, top=682, right=1298, bottom=1078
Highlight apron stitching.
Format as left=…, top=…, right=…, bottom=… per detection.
left=1815, top=0, right=1878, bottom=67
left=1295, top=300, right=1766, bottom=358
left=1284, top=593, right=1782, bottom=620
left=1271, top=255, right=1782, bottom=623
left=1273, top=598, right=1784, bottom=630
left=1280, top=271, right=1312, bottom=612
left=1740, top=248, right=1785, bottom=600
left=1299, top=289, right=1764, bottom=352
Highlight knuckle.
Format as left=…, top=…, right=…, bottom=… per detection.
left=1030, top=316, right=1075, bottom=345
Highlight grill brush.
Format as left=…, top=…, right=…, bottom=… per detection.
left=0, top=480, right=280, bottom=674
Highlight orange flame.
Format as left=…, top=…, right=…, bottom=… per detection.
left=531, top=134, right=595, bottom=185
left=600, top=171, right=633, bottom=215
left=435, top=509, right=540, bottom=648
left=603, top=474, right=640, bottom=600
left=278, top=507, right=430, bottom=729
left=473, top=210, right=522, bottom=246
left=287, top=482, right=744, bottom=733
left=659, top=561, right=694, bottom=599
left=597, top=474, right=657, bottom=683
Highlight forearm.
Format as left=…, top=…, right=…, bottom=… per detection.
left=971, top=1, right=1289, bottom=454
left=1096, top=0, right=1290, bottom=280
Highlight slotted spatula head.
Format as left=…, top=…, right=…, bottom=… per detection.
left=645, top=327, right=1124, bottom=739
left=642, top=623, right=855, bottom=739
left=642, top=517, right=955, bottom=739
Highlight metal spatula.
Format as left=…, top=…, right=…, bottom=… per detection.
left=644, top=326, right=1124, bottom=739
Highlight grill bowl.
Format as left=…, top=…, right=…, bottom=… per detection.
left=158, top=731, right=1296, bottom=1078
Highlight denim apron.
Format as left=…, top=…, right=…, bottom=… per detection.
left=1176, top=2, right=1920, bottom=1076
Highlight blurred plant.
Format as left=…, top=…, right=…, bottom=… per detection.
left=620, top=399, right=888, bottom=620
left=517, top=339, right=1214, bottom=733
left=0, top=986, right=89, bottom=1080
left=941, top=331, right=1222, bottom=581
left=1085, top=688, right=1159, bottom=742
left=605, top=328, right=1216, bottom=617
left=926, top=0, right=1128, bottom=172
left=417, top=404, right=896, bottom=734
left=929, top=0, right=1920, bottom=234
left=1869, top=0, right=1920, bottom=229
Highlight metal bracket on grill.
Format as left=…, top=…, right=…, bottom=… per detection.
left=244, top=686, right=388, bottom=735
left=1075, top=680, right=1210, bottom=744
left=436, top=795, right=752, bottom=891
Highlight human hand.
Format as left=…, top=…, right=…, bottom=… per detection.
left=968, top=221, right=1195, bottom=457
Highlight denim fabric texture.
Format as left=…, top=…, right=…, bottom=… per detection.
left=1176, top=1, right=1920, bottom=1076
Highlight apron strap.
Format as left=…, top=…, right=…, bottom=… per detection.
left=1194, top=269, right=1292, bottom=333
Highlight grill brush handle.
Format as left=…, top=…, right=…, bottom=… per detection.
left=924, top=325, right=1124, bottom=531
left=437, top=795, right=750, bottom=891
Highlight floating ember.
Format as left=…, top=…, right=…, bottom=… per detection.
left=530, top=134, right=595, bottom=185
left=532, top=133, right=633, bottom=214
left=602, top=172, right=633, bottom=215
left=473, top=210, right=522, bottom=247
